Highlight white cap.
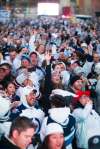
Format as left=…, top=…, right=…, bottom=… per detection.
left=45, top=123, right=63, bottom=137
left=81, top=43, right=87, bottom=48
left=22, top=86, right=37, bottom=96
left=52, top=89, right=78, bottom=97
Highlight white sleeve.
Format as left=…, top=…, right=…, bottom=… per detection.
left=82, top=61, right=93, bottom=77
left=92, top=110, right=100, bottom=123
left=40, top=117, right=48, bottom=142
left=72, top=103, right=92, bottom=122
left=29, top=35, right=36, bottom=52
left=13, top=56, right=21, bottom=70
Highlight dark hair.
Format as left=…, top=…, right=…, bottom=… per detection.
left=29, top=51, right=38, bottom=57
left=52, top=62, right=61, bottom=70
left=9, top=47, right=17, bottom=53
left=49, top=94, right=66, bottom=108
left=4, top=81, right=15, bottom=90
left=36, top=44, right=44, bottom=51
left=0, top=63, right=12, bottom=69
left=69, top=75, right=81, bottom=86
left=9, top=116, right=36, bottom=138
left=39, top=135, right=65, bottom=149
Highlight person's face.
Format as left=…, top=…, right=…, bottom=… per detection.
left=73, top=80, right=83, bottom=91
left=0, top=68, right=6, bottom=81
left=51, top=73, right=61, bottom=84
left=30, top=54, right=38, bottom=66
left=13, top=128, right=35, bottom=149
left=59, top=64, right=66, bottom=71
left=21, top=48, right=29, bottom=55
left=26, top=91, right=36, bottom=106
left=93, top=54, right=100, bottom=63
left=79, top=95, right=90, bottom=106
left=54, top=65, right=61, bottom=74
left=21, top=59, right=30, bottom=68
left=59, top=52, right=66, bottom=61
left=6, top=83, right=15, bottom=96
left=9, top=51, right=17, bottom=61
left=71, top=53, right=78, bottom=60
left=48, top=133, right=64, bottom=149
left=37, top=44, right=45, bottom=54
left=71, top=63, right=79, bottom=71
left=2, top=66, right=10, bottom=75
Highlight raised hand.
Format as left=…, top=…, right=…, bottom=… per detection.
left=45, top=50, right=52, bottom=64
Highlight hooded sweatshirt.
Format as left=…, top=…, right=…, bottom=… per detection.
left=40, top=107, right=76, bottom=149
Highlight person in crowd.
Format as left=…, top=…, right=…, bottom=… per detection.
left=87, top=52, right=100, bottom=78
left=67, top=75, right=87, bottom=110
left=0, top=116, right=36, bottom=149
left=82, top=52, right=100, bottom=78
left=4, top=82, right=20, bottom=103
left=40, top=94, right=76, bottom=149
left=52, top=61, right=70, bottom=88
left=94, top=62, right=100, bottom=114
left=0, top=65, right=7, bottom=90
left=72, top=92, right=100, bottom=149
left=36, top=44, right=46, bottom=67
left=12, top=47, right=30, bottom=72
left=0, top=63, right=14, bottom=88
left=0, top=90, right=21, bottom=138
left=29, top=51, right=45, bottom=82
left=67, top=75, right=83, bottom=94
left=29, top=28, right=38, bottom=52
left=20, top=54, right=31, bottom=69
left=9, top=48, right=18, bottom=64
left=42, top=51, right=64, bottom=113
left=38, top=123, right=65, bottom=149
left=9, top=86, right=44, bottom=120
left=9, top=85, right=44, bottom=146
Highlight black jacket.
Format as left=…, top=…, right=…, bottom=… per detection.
left=0, top=136, right=20, bottom=149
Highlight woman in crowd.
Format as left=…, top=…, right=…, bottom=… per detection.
left=72, top=92, right=100, bottom=149
left=42, top=51, right=64, bottom=114
left=39, top=123, right=65, bottom=149
left=4, top=82, right=20, bottom=102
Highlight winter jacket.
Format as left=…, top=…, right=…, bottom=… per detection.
left=72, top=103, right=100, bottom=149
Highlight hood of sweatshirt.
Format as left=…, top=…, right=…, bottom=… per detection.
left=48, top=107, right=70, bottom=126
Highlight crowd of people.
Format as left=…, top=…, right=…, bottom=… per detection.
left=0, top=16, right=100, bottom=149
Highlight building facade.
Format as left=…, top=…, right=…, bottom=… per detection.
left=75, top=0, right=100, bottom=15
left=0, top=0, right=100, bottom=17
